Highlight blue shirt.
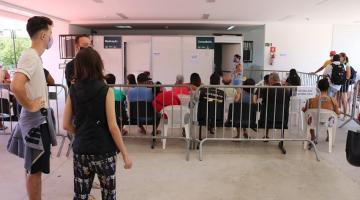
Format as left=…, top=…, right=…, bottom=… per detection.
left=128, top=87, right=154, bottom=102
left=232, top=72, right=243, bottom=86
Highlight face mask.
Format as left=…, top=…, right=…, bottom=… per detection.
left=47, top=35, right=53, bottom=49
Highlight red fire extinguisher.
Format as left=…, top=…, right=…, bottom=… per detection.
left=270, top=47, right=276, bottom=65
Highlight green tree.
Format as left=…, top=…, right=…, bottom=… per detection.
left=0, top=37, right=30, bottom=70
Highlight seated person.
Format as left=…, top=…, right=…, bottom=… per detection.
left=285, top=69, right=301, bottom=86
left=259, top=73, right=290, bottom=141
left=234, top=78, right=256, bottom=139
left=198, top=73, right=225, bottom=134
left=190, top=73, right=202, bottom=91
left=152, top=82, right=181, bottom=113
left=302, top=78, right=340, bottom=146
left=128, top=73, right=154, bottom=102
left=172, top=74, right=190, bottom=95
left=222, top=71, right=237, bottom=99
left=128, top=73, right=160, bottom=135
left=105, top=73, right=128, bottom=135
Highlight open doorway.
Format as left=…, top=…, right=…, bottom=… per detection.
left=214, top=43, right=242, bottom=75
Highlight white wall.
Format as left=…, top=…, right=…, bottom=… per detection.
left=332, top=24, right=360, bottom=72
left=38, top=19, right=69, bottom=85
left=92, top=35, right=123, bottom=83
left=243, top=26, right=265, bottom=69
left=221, top=44, right=241, bottom=71
left=182, top=36, right=214, bottom=84
left=264, top=23, right=333, bottom=72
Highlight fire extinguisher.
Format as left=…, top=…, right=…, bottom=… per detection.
left=270, top=47, right=276, bottom=65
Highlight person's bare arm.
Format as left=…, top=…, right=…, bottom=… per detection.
left=331, top=97, right=341, bottom=115
left=346, top=66, right=351, bottom=80
left=46, top=73, right=55, bottom=85
left=10, top=72, right=44, bottom=112
left=63, top=95, right=75, bottom=133
left=314, top=66, right=325, bottom=74
left=105, top=89, right=132, bottom=169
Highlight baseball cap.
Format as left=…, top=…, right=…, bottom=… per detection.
left=329, top=50, right=336, bottom=56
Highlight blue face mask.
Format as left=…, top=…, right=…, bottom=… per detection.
left=47, top=35, right=53, bottom=49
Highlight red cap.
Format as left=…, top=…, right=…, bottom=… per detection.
left=329, top=50, right=336, bottom=56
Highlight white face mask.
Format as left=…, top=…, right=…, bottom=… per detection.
left=47, top=35, right=53, bottom=49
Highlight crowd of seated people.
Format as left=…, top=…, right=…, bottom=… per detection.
left=54, top=48, right=356, bottom=148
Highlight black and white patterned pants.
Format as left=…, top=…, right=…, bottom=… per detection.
left=73, top=153, right=117, bottom=200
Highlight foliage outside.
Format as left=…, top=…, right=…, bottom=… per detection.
left=0, top=37, right=30, bottom=70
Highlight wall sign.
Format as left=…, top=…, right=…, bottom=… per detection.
left=196, top=37, right=215, bottom=49
left=296, top=87, right=317, bottom=99
left=104, top=36, right=122, bottom=49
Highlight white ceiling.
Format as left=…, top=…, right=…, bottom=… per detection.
left=1, top=0, right=360, bottom=26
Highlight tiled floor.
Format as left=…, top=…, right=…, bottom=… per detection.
left=0, top=120, right=359, bottom=200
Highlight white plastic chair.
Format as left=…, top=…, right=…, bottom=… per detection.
left=178, top=94, right=191, bottom=106
left=303, top=109, right=337, bottom=153
left=161, top=105, right=191, bottom=149
left=289, top=96, right=306, bottom=133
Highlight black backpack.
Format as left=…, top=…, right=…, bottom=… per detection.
left=331, top=63, right=346, bottom=85
left=349, top=66, right=357, bottom=84
left=346, top=130, right=360, bottom=167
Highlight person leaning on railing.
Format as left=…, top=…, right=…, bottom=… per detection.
left=302, top=78, right=340, bottom=147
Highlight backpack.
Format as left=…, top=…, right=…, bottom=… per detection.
left=346, top=130, right=360, bottom=167
left=349, top=66, right=357, bottom=84
left=331, top=63, right=346, bottom=85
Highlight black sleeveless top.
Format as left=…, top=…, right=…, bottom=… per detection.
left=70, top=80, right=117, bottom=155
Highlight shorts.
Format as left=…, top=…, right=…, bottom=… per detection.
left=340, top=81, right=350, bottom=93
left=29, top=123, right=51, bottom=174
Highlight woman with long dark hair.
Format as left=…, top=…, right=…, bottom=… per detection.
left=63, top=48, right=132, bottom=199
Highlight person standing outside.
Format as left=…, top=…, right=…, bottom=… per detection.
left=9, top=16, right=56, bottom=200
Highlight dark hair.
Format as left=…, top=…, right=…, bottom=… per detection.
left=287, top=68, right=301, bottom=86
left=144, top=71, right=151, bottom=77
left=210, top=73, right=220, bottom=85
left=317, top=78, right=330, bottom=92
left=190, top=73, right=201, bottom=87
left=154, top=81, right=162, bottom=95
left=26, top=16, right=53, bottom=38
left=332, top=54, right=340, bottom=62
left=243, top=78, right=256, bottom=93
left=75, top=34, right=90, bottom=44
left=234, top=54, right=241, bottom=59
left=127, top=74, right=137, bottom=84
left=105, top=73, right=116, bottom=84
left=264, top=74, right=270, bottom=84
left=74, top=48, right=104, bottom=81
left=339, top=52, right=349, bottom=64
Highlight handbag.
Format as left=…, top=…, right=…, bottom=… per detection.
left=346, top=130, right=360, bottom=167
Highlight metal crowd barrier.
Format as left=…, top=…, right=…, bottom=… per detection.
left=110, top=84, right=193, bottom=161
left=243, top=69, right=318, bottom=86
left=0, top=83, right=16, bottom=135
left=47, top=84, right=69, bottom=157
left=0, top=83, right=69, bottom=158
left=192, top=84, right=321, bottom=161
left=340, top=80, right=360, bottom=127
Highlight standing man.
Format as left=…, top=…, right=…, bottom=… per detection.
left=9, top=16, right=57, bottom=200
left=65, top=34, right=91, bottom=87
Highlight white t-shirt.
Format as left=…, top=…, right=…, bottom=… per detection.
left=16, top=48, right=49, bottom=108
